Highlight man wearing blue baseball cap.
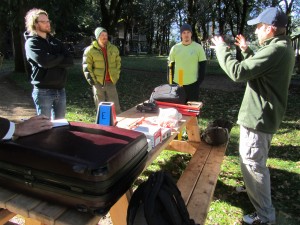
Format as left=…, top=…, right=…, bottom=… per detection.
left=211, top=7, right=295, bottom=225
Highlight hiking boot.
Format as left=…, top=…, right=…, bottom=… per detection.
left=243, top=212, right=272, bottom=224
left=236, top=186, right=247, bottom=193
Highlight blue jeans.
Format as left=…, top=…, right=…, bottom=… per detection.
left=32, top=88, right=66, bottom=119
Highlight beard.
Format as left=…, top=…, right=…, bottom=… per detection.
left=101, top=39, right=108, bottom=44
left=37, top=25, right=51, bottom=34
left=182, top=37, right=191, bottom=44
left=99, top=39, right=108, bottom=46
left=257, top=35, right=267, bottom=46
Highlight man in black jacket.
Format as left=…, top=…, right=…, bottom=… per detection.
left=24, top=8, right=73, bottom=119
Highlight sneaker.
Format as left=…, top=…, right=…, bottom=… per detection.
left=236, top=186, right=247, bottom=193
left=243, top=212, right=272, bottom=224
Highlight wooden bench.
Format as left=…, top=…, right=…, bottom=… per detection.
left=177, top=142, right=227, bottom=224
left=109, top=109, right=227, bottom=225
left=0, top=104, right=227, bottom=225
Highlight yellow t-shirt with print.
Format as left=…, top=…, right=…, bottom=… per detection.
left=168, top=41, right=206, bottom=85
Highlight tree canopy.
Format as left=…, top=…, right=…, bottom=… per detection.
left=0, top=0, right=299, bottom=72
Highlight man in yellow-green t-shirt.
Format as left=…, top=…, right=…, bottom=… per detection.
left=168, top=23, right=207, bottom=101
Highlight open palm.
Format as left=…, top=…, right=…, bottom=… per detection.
left=235, top=34, right=248, bottom=51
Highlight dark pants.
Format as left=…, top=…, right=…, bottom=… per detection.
left=174, top=81, right=200, bottom=102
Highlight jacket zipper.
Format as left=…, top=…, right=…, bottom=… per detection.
left=98, top=47, right=107, bottom=87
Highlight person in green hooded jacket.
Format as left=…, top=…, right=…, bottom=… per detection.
left=82, top=27, right=121, bottom=114
left=211, top=7, right=295, bottom=225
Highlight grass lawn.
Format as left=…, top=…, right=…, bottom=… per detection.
left=9, top=55, right=300, bottom=224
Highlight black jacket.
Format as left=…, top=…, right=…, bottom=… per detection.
left=24, top=32, right=73, bottom=89
left=0, top=117, right=10, bottom=140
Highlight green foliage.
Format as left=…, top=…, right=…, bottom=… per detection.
left=206, top=60, right=226, bottom=75
left=122, top=55, right=168, bottom=72
left=133, top=151, right=192, bottom=189
left=64, top=64, right=95, bottom=123
left=9, top=55, right=300, bottom=225
left=121, top=56, right=225, bottom=75
left=117, top=69, right=165, bottom=111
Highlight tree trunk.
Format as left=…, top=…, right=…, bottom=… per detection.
left=120, top=21, right=128, bottom=56
left=13, top=0, right=27, bottom=73
left=13, top=28, right=26, bottom=72
left=99, top=0, right=124, bottom=36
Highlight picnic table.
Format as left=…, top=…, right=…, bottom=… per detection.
left=0, top=103, right=227, bottom=225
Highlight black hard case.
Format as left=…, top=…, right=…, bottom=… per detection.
left=0, top=122, right=148, bottom=215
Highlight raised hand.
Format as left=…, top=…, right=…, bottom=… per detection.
left=235, top=34, right=248, bottom=51
left=210, top=36, right=225, bottom=48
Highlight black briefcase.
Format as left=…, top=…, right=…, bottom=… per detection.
left=0, top=122, right=148, bottom=215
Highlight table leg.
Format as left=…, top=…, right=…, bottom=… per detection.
left=186, top=116, right=200, bottom=142
left=0, top=209, right=15, bottom=224
left=24, top=217, right=45, bottom=225
left=109, top=192, right=131, bottom=225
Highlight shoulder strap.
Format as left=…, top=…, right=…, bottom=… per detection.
left=145, top=171, right=196, bottom=225
left=144, top=171, right=164, bottom=223
left=128, top=171, right=197, bottom=225
left=164, top=172, right=194, bottom=225
left=127, top=181, right=148, bottom=225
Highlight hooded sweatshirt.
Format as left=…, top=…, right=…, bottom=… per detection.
left=24, top=32, right=73, bottom=89
left=0, top=117, right=10, bottom=140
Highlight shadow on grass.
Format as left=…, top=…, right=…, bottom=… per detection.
left=269, top=145, right=300, bottom=162
left=214, top=165, right=300, bottom=224
left=276, top=121, right=300, bottom=134
left=133, top=152, right=192, bottom=187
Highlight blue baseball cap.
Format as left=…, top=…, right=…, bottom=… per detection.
left=180, top=23, right=192, bottom=33
left=247, top=7, right=288, bottom=28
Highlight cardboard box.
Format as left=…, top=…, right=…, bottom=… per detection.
left=161, top=127, right=172, bottom=141
left=134, top=125, right=161, bottom=148
left=146, top=139, right=152, bottom=152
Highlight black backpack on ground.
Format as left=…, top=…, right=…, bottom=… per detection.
left=127, top=171, right=198, bottom=225
left=149, top=84, right=187, bottom=104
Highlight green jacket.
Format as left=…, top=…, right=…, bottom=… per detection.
left=215, top=35, right=295, bottom=133
left=82, top=40, right=121, bottom=85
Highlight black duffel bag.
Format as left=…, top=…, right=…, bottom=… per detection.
left=149, top=84, right=187, bottom=104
